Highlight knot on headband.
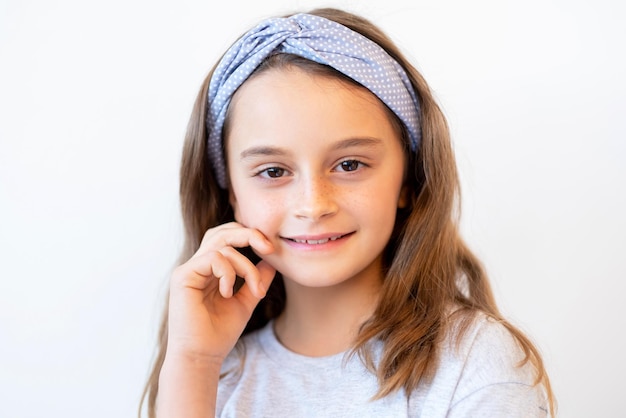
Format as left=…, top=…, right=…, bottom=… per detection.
left=207, top=13, right=422, bottom=188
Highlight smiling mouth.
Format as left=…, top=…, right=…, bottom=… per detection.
left=286, top=233, right=352, bottom=245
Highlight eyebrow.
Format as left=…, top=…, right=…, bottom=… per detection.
left=239, top=137, right=384, bottom=160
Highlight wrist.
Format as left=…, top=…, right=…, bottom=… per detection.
left=157, top=349, right=222, bottom=417
left=162, top=345, right=225, bottom=371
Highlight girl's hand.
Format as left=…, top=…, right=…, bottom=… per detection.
left=165, top=222, right=276, bottom=363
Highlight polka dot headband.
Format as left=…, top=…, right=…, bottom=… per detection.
left=207, top=13, right=422, bottom=188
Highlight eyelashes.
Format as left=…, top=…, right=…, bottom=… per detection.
left=336, top=159, right=364, bottom=172
left=253, top=159, right=368, bottom=180
left=257, top=167, right=287, bottom=179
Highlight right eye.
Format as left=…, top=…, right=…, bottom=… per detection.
left=258, top=167, right=286, bottom=178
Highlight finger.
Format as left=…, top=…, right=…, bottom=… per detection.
left=218, top=275, right=235, bottom=299
left=231, top=260, right=277, bottom=308
left=256, top=260, right=277, bottom=297
left=181, top=247, right=269, bottom=300
left=204, top=252, right=242, bottom=299
left=174, top=250, right=237, bottom=298
left=195, top=223, right=274, bottom=258
left=218, top=247, right=266, bottom=298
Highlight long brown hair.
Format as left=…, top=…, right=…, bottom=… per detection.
left=140, top=7, right=555, bottom=417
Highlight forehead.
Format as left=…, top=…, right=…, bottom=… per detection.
left=225, top=66, right=404, bottom=148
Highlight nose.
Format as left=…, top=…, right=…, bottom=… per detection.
left=293, top=174, right=338, bottom=221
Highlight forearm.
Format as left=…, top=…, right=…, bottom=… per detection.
left=156, top=351, right=222, bottom=418
left=155, top=224, right=276, bottom=417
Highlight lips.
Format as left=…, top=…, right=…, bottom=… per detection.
left=291, top=235, right=343, bottom=245
left=284, top=232, right=352, bottom=245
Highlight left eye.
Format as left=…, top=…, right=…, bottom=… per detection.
left=337, top=160, right=362, bottom=172
left=263, top=167, right=286, bottom=178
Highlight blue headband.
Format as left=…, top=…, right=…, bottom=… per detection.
left=207, top=13, right=421, bottom=188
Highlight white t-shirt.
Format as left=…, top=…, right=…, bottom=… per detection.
left=217, top=314, right=549, bottom=417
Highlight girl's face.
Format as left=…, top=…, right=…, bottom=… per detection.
left=226, top=67, right=406, bottom=289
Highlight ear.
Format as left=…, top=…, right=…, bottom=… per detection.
left=229, top=188, right=241, bottom=222
left=397, top=185, right=409, bottom=209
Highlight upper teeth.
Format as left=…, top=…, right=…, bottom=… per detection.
left=293, top=236, right=341, bottom=244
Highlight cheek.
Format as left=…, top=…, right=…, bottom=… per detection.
left=232, top=191, right=282, bottom=231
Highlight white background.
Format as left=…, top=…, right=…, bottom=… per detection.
left=1, top=0, right=624, bottom=417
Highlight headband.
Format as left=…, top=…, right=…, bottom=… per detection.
left=207, top=13, right=422, bottom=188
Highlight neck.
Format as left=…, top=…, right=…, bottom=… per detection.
left=274, top=263, right=382, bottom=357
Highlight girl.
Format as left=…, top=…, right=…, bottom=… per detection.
left=141, top=8, right=555, bottom=417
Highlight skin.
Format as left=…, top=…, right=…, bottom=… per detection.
left=227, top=68, right=407, bottom=355
left=157, top=67, right=407, bottom=417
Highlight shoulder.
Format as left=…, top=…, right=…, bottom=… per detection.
left=448, top=313, right=531, bottom=375
left=433, top=312, right=549, bottom=417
